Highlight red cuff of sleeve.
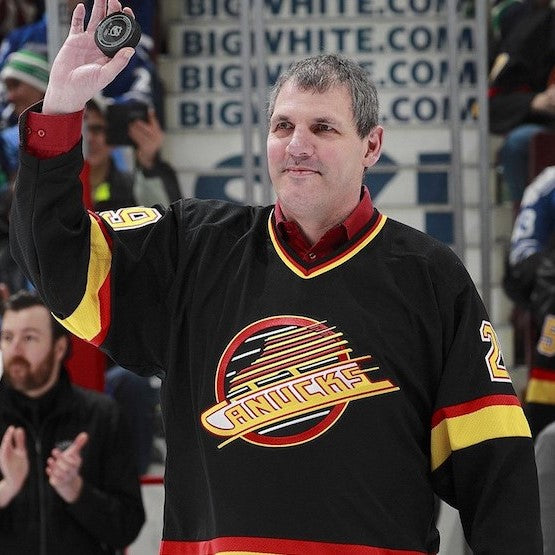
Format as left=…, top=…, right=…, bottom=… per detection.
left=24, top=109, right=84, bottom=159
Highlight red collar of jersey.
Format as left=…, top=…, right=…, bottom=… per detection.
left=274, top=186, right=374, bottom=262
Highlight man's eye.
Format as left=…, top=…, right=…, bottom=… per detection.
left=315, top=123, right=333, bottom=132
left=275, top=121, right=291, bottom=130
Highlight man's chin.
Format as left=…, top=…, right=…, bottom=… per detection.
left=4, top=374, right=25, bottom=392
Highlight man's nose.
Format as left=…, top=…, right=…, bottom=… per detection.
left=285, top=127, right=313, bottom=158
left=10, top=338, right=24, bottom=355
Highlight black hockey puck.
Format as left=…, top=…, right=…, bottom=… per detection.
left=94, top=12, right=141, bottom=58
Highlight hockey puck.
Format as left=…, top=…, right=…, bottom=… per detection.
left=94, top=12, right=141, bottom=58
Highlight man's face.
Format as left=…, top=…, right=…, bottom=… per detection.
left=84, top=107, right=112, bottom=168
left=267, top=81, right=382, bottom=227
left=1, top=306, right=66, bottom=398
left=3, top=78, right=45, bottom=117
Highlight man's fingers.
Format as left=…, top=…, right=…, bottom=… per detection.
left=89, top=0, right=120, bottom=29
left=88, top=0, right=107, bottom=28
left=67, top=432, right=89, bottom=456
left=13, top=428, right=26, bottom=451
left=98, top=47, right=134, bottom=86
left=1, top=426, right=26, bottom=452
left=0, top=426, right=15, bottom=454
left=89, top=0, right=126, bottom=33
left=49, top=456, right=73, bottom=475
left=108, top=0, right=124, bottom=16
left=47, top=453, right=77, bottom=475
left=129, top=119, right=150, bottom=137
left=68, top=3, right=86, bottom=36
left=49, top=432, right=87, bottom=471
left=122, top=6, right=135, bottom=19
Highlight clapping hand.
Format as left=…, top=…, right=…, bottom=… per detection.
left=46, top=432, right=89, bottom=504
left=0, top=426, right=29, bottom=507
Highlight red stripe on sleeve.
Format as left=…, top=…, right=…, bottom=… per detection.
left=530, top=368, right=555, bottom=382
left=431, top=394, right=521, bottom=428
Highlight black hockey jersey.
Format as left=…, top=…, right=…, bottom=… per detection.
left=10, top=141, right=542, bottom=554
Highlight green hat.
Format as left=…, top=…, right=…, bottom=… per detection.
left=0, top=49, right=49, bottom=92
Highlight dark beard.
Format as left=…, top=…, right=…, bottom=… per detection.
left=4, top=349, right=56, bottom=394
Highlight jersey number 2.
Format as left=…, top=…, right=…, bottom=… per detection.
left=480, top=320, right=512, bottom=383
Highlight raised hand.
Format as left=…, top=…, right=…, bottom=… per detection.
left=0, top=426, right=29, bottom=507
left=46, top=431, right=89, bottom=503
left=43, top=0, right=136, bottom=115
left=128, top=109, right=165, bottom=169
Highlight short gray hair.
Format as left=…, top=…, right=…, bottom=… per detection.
left=267, top=54, right=380, bottom=138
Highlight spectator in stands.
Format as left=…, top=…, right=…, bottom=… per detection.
left=0, top=1, right=42, bottom=43
left=0, top=48, right=47, bottom=294
left=504, top=165, right=555, bottom=437
left=0, top=186, right=28, bottom=294
left=83, top=96, right=181, bottom=211
left=0, top=47, right=48, bottom=184
left=489, top=0, right=555, bottom=202
left=0, top=290, right=145, bottom=554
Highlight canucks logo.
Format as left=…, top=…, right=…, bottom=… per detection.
left=201, top=316, right=399, bottom=448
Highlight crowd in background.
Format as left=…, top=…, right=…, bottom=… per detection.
left=490, top=1, right=555, bottom=553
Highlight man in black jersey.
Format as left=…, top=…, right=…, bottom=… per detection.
left=7, top=0, right=543, bottom=553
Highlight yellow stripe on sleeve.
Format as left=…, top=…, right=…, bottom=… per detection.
left=526, top=377, right=555, bottom=405
left=54, top=215, right=112, bottom=341
left=431, top=404, right=531, bottom=471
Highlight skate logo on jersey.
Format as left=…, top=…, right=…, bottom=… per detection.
left=201, top=316, right=400, bottom=448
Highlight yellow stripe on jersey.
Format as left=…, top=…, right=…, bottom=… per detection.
left=526, top=377, right=555, bottom=405
left=431, top=403, right=531, bottom=471
left=54, top=214, right=112, bottom=342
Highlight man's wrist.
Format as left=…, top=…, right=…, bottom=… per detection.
left=42, top=90, right=84, bottom=116
left=0, top=479, right=18, bottom=508
left=137, top=150, right=159, bottom=170
left=58, top=475, right=84, bottom=504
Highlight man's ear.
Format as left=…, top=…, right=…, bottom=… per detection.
left=54, top=335, right=70, bottom=364
left=362, top=125, right=384, bottom=169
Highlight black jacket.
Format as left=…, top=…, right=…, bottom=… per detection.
left=0, top=368, right=145, bottom=554
left=489, top=2, right=555, bottom=134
